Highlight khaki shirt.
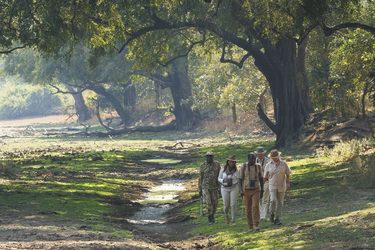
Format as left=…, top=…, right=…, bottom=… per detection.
left=264, top=159, right=292, bottom=192
left=239, top=163, right=263, bottom=190
left=257, top=156, right=271, bottom=172
left=198, top=161, right=221, bottom=191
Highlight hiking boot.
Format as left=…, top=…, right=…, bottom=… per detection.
left=254, top=226, right=260, bottom=231
left=274, top=218, right=282, bottom=225
left=247, top=228, right=253, bottom=232
left=231, top=221, right=236, bottom=226
left=225, top=216, right=229, bottom=224
left=269, top=214, right=274, bottom=223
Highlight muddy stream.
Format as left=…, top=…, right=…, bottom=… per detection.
left=128, top=180, right=186, bottom=225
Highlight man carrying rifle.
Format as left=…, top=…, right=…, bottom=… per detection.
left=198, top=151, right=221, bottom=225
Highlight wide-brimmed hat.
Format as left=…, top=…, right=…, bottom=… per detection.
left=227, top=154, right=237, bottom=162
left=255, top=146, right=267, bottom=155
left=206, top=151, right=214, bottom=156
left=268, top=149, right=281, bottom=158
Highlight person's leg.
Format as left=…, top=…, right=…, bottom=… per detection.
left=269, top=189, right=277, bottom=222
left=221, top=187, right=230, bottom=224
left=260, top=181, right=270, bottom=219
left=229, top=185, right=239, bottom=223
left=212, top=188, right=219, bottom=222
left=244, top=190, right=254, bottom=230
left=202, top=189, right=214, bottom=224
left=252, top=189, right=261, bottom=229
left=274, top=191, right=285, bottom=225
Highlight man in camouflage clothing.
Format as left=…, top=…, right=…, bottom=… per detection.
left=199, top=151, right=221, bottom=225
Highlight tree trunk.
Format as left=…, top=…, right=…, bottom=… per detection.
left=232, top=104, right=237, bottom=124
left=255, top=38, right=309, bottom=148
left=123, top=84, right=136, bottom=113
left=87, top=83, right=132, bottom=125
left=169, top=58, right=200, bottom=129
left=65, top=85, right=91, bottom=122
left=297, top=36, right=314, bottom=113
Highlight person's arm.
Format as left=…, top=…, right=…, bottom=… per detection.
left=218, top=167, right=224, bottom=184
left=286, top=174, right=290, bottom=189
left=238, top=164, right=244, bottom=195
left=238, top=179, right=244, bottom=196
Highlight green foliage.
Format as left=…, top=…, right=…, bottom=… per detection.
left=347, top=155, right=375, bottom=189
left=0, top=85, right=61, bottom=119
left=0, top=161, right=18, bottom=178
left=190, top=49, right=269, bottom=117
left=316, top=138, right=374, bottom=162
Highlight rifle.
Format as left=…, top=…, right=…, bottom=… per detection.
left=200, top=195, right=203, bottom=215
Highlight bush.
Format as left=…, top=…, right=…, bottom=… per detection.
left=316, top=138, right=374, bottom=162
left=0, top=161, right=18, bottom=178
left=0, top=85, right=62, bottom=119
left=347, top=155, right=375, bottom=189
left=316, top=138, right=375, bottom=189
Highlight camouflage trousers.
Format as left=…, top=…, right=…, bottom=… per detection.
left=202, top=189, right=219, bottom=216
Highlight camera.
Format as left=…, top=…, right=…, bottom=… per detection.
left=224, top=178, right=233, bottom=187
left=249, top=179, right=256, bottom=188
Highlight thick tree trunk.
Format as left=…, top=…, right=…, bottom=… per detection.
left=170, top=58, right=200, bottom=129
left=65, top=85, right=91, bottom=122
left=87, top=83, right=132, bottom=125
left=255, top=39, right=309, bottom=148
left=297, top=36, right=314, bottom=113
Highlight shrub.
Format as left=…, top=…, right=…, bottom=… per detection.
left=316, top=138, right=375, bottom=189
left=0, top=161, right=18, bottom=178
left=0, top=85, right=62, bottom=119
left=316, top=138, right=374, bottom=162
left=347, top=155, right=375, bottom=189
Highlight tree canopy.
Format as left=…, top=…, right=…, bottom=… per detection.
left=1, top=0, right=375, bottom=146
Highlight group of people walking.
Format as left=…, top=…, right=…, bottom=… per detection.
left=198, top=147, right=292, bottom=232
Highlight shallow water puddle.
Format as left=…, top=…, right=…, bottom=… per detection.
left=141, top=158, right=182, bottom=164
left=128, top=180, right=186, bottom=224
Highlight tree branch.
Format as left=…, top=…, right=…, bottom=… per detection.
left=0, top=44, right=28, bottom=54
left=320, top=22, right=375, bottom=36
left=92, top=98, right=116, bottom=132
left=257, top=103, right=278, bottom=134
left=220, top=43, right=251, bottom=68
left=156, top=39, right=205, bottom=67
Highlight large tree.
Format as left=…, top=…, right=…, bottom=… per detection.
left=1, top=0, right=375, bottom=146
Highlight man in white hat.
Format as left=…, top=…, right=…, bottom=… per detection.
left=199, top=151, right=221, bottom=225
left=263, top=149, right=292, bottom=225
left=255, top=146, right=271, bottom=221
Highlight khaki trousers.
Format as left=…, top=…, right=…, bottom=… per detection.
left=244, top=188, right=261, bottom=228
left=269, top=189, right=285, bottom=217
left=260, top=181, right=270, bottom=219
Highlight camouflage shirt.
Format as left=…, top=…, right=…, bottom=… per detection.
left=198, top=161, right=221, bottom=191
